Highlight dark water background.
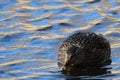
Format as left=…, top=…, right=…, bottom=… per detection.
left=0, top=0, right=120, bottom=79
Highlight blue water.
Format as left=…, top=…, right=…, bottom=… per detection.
left=0, top=0, right=120, bottom=79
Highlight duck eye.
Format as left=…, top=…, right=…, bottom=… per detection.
left=67, top=45, right=78, bottom=55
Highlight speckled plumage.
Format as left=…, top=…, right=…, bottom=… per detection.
left=58, top=32, right=111, bottom=70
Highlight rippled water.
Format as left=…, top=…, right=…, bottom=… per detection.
left=0, top=0, right=120, bottom=79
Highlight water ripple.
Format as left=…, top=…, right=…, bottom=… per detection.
left=0, top=0, right=120, bottom=79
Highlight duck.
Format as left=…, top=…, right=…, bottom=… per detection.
left=58, top=32, right=111, bottom=71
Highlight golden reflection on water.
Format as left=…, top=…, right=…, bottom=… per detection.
left=0, top=59, right=26, bottom=67
left=28, top=12, right=53, bottom=21
left=0, top=0, right=120, bottom=79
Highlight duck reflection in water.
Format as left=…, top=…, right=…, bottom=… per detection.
left=58, top=32, right=111, bottom=76
left=61, top=66, right=111, bottom=77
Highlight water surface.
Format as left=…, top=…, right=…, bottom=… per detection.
left=0, top=0, right=120, bottom=79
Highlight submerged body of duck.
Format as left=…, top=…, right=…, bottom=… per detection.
left=58, top=32, right=111, bottom=70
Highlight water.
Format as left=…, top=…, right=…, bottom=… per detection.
left=0, top=0, right=120, bottom=79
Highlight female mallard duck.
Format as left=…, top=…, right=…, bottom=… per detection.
left=58, top=32, right=111, bottom=70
